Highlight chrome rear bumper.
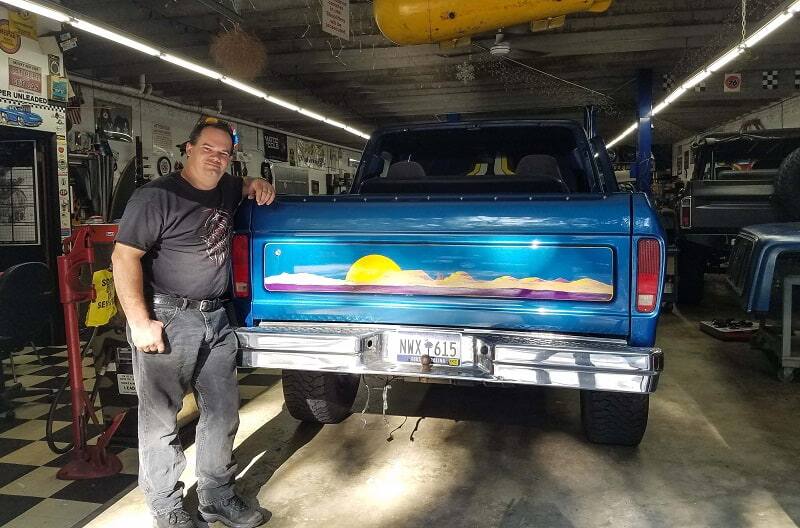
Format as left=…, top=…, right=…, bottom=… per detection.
left=236, top=323, right=663, bottom=394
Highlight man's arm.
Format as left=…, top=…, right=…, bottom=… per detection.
left=112, top=243, right=165, bottom=353
left=242, top=177, right=275, bottom=205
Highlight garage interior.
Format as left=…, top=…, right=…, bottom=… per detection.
left=0, top=0, right=799, bottom=527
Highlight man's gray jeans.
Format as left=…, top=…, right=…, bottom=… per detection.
left=126, top=304, right=240, bottom=516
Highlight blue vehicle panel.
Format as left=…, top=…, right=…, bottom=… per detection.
left=234, top=193, right=646, bottom=340
left=728, top=222, right=800, bottom=312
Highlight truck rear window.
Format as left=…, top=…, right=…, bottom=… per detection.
left=356, top=125, right=594, bottom=195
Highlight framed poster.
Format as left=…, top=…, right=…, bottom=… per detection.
left=95, top=98, right=132, bottom=142
left=0, top=140, right=40, bottom=245
left=263, top=130, right=288, bottom=162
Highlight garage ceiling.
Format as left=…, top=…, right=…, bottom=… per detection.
left=59, top=0, right=800, bottom=149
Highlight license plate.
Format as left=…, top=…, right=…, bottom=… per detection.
left=387, top=331, right=462, bottom=367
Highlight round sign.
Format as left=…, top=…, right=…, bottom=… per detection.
left=157, top=156, right=172, bottom=177
left=724, top=74, right=741, bottom=91
left=0, top=20, right=22, bottom=54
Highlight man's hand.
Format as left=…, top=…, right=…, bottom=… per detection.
left=130, top=319, right=166, bottom=353
left=243, top=178, right=275, bottom=206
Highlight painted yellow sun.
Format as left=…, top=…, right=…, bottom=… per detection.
left=346, top=254, right=402, bottom=284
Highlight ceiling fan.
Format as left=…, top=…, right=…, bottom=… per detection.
left=436, top=29, right=549, bottom=61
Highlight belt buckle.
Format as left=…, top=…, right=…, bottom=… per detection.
left=199, top=299, right=211, bottom=311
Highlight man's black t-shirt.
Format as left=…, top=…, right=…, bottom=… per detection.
left=116, top=171, right=243, bottom=300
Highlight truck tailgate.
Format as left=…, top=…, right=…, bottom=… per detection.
left=236, top=194, right=633, bottom=338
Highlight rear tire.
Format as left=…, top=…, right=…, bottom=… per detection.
left=676, top=252, right=705, bottom=305
left=282, top=370, right=360, bottom=424
left=775, top=147, right=800, bottom=221
left=580, top=390, right=649, bottom=446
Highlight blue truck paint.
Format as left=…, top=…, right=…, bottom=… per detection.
left=235, top=195, right=638, bottom=337
left=728, top=223, right=800, bottom=313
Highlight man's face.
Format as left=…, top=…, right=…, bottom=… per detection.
left=185, top=127, right=233, bottom=180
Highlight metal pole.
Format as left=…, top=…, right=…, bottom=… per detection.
left=632, top=69, right=653, bottom=195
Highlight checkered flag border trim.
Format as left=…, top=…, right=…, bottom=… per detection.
left=662, top=74, right=676, bottom=92
left=762, top=70, right=779, bottom=90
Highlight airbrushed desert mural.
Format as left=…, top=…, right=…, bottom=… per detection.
left=264, top=243, right=614, bottom=302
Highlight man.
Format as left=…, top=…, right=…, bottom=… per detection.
left=112, top=120, right=274, bottom=528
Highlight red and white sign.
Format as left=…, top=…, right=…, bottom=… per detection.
left=322, top=0, right=349, bottom=41
left=8, top=57, right=41, bottom=94
left=724, top=73, right=742, bottom=93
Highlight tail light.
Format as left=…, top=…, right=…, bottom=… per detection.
left=680, top=197, right=692, bottom=228
left=232, top=234, right=250, bottom=298
left=636, top=238, right=661, bottom=313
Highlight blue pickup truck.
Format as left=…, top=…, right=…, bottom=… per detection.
left=232, top=120, right=666, bottom=446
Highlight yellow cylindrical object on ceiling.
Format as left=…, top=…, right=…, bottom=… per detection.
left=374, top=0, right=613, bottom=45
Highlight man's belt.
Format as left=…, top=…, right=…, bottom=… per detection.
left=152, top=294, right=222, bottom=312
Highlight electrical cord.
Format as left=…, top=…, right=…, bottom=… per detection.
left=45, top=326, right=101, bottom=455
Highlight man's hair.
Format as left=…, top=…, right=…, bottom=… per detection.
left=187, top=121, right=236, bottom=153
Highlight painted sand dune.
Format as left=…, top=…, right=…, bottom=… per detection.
left=265, top=254, right=613, bottom=301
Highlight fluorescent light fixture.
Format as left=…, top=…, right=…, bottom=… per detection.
left=651, top=101, right=669, bottom=116
left=606, top=123, right=638, bottom=149
left=681, top=70, right=712, bottom=90
left=0, top=0, right=370, bottom=141
left=298, top=108, right=326, bottom=122
left=266, top=96, right=299, bottom=112
left=71, top=18, right=159, bottom=55
left=706, top=48, right=743, bottom=73
left=664, top=86, right=688, bottom=105
left=160, top=53, right=222, bottom=80
left=346, top=126, right=370, bottom=139
left=744, top=11, right=794, bottom=47
left=607, top=0, right=799, bottom=148
left=325, top=118, right=348, bottom=129
left=222, top=77, right=266, bottom=98
left=0, top=0, right=69, bottom=21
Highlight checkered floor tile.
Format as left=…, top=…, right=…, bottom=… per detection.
left=0, top=344, right=275, bottom=527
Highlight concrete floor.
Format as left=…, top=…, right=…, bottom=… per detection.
left=85, top=277, right=800, bottom=528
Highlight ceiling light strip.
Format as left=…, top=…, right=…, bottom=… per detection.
left=606, top=0, right=799, bottom=148
left=0, top=0, right=369, bottom=140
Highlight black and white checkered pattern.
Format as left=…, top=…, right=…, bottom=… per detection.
left=0, top=344, right=275, bottom=526
left=762, top=70, right=779, bottom=90
left=662, top=74, right=676, bottom=92
left=694, top=81, right=707, bottom=93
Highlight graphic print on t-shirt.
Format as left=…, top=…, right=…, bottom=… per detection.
left=202, top=208, right=233, bottom=266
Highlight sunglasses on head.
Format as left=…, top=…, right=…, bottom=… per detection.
left=199, top=116, right=240, bottom=149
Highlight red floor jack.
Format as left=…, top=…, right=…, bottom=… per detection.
left=56, top=225, right=126, bottom=479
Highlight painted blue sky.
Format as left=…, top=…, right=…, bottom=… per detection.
left=265, top=243, right=613, bottom=284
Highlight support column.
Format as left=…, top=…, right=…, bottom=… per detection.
left=631, top=69, right=653, bottom=195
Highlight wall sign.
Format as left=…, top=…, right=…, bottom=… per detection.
left=724, top=73, right=742, bottom=93
left=95, top=98, right=132, bottom=142
left=9, top=10, right=37, bottom=40
left=8, top=58, right=42, bottom=94
left=263, top=130, right=288, bottom=162
left=157, top=156, right=171, bottom=177
left=296, top=139, right=326, bottom=170
left=0, top=19, right=21, bottom=54
left=322, top=0, right=349, bottom=40
left=47, top=53, right=60, bottom=75
left=152, top=122, right=172, bottom=150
